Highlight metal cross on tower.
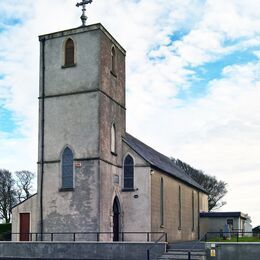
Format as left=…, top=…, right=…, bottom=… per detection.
left=76, top=0, right=93, bottom=26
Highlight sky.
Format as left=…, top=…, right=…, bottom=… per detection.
left=0, top=0, right=260, bottom=226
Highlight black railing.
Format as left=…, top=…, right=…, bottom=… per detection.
left=10, top=231, right=167, bottom=242
left=186, top=233, right=207, bottom=260
left=146, top=233, right=168, bottom=260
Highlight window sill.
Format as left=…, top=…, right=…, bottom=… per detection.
left=111, top=151, right=117, bottom=156
left=110, top=70, right=117, bottom=78
left=121, top=188, right=136, bottom=192
left=61, top=63, right=76, bottom=69
left=59, top=188, right=74, bottom=192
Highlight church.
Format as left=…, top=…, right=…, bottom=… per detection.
left=12, top=21, right=208, bottom=243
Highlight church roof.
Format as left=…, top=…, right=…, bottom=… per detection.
left=124, top=133, right=207, bottom=193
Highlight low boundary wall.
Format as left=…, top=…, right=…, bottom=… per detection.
left=206, top=242, right=260, bottom=260
left=0, top=241, right=166, bottom=260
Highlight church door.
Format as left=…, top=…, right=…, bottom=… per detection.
left=113, top=197, right=120, bottom=241
left=20, top=213, right=30, bottom=241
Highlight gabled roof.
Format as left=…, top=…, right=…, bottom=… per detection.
left=123, top=133, right=207, bottom=193
left=11, top=193, right=37, bottom=210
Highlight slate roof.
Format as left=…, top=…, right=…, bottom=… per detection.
left=200, top=212, right=248, bottom=219
left=123, top=133, right=207, bottom=193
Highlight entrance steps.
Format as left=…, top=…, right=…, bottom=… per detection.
left=157, top=241, right=206, bottom=260
left=158, top=249, right=206, bottom=260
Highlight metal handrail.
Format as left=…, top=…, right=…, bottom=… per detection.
left=146, top=232, right=167, bottom=260
left=9, top=231, right=166, bottom=242
left=186, top=233, right=207, bottom=260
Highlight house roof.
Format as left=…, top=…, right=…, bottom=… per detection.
left=11, top=193, right=37, bottom=210
left=200, top=212, right=248, bottom=219
left=123, top=133, right=207, bottom=193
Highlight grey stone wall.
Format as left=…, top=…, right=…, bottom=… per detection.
left=121, top=144, right=151, bottom=240
left=206, top=242, right=260, bottom=260
left=0, top=242, right=166, bottom=260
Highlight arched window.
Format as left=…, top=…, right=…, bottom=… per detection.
left=64, top=38, right=75, bottom=67
left=178, top=186, right=182, bottom=229
left=192, top=191, right=195, bottom=231
left=111, top=123, right=116, bottom=154
left=160, top=177, right=164, bottom=227
left=123, top=155, right=134, bottom=189
left=61, top=147, right=74, bottom=189
left=111, top=46, right=116, bottom=75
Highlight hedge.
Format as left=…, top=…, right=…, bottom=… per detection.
left=0, top=223, right=11, bottom=241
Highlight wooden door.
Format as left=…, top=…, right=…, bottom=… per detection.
left=20, top=213, right=30, bottom=241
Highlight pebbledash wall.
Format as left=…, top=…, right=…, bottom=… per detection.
left=0, top=242, right=166, bottom=260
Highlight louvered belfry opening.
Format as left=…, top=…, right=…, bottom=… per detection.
left=65, top=38, right=75, bottom=66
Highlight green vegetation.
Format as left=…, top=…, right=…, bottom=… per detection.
left=208, top=236, right=260, bottom=243
left=0, top=223, right=11, bottom=241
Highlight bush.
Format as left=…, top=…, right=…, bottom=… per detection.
left=0, top=223, right=11, bottom=241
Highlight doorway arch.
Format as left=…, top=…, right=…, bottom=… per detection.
left=113, top=196, right=121, bottom=241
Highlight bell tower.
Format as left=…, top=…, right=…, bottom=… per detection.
left=37, top=24, right=126, bottom=235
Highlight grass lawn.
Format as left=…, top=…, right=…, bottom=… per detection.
left=208, top=236, right=260, bottom=242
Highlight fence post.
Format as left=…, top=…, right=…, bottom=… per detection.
left=188, top=251, right=191, bottom=260
left=51, top=233, right=53, bottom=242
left=73, top=233, right=76, bottom=242
left=147, top=232, right=149, bottom=242
left=147, top=249, right=150, bottom=260
left=96, top=233, right=99, bottom=242
left=237, top=232, right=239, bottom=242
left=122, top=232, right=124, bottom=242
left=165, top=233, right=168, bottom=242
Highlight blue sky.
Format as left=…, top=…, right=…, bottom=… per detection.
left=0, top=0, right=260, bottom=226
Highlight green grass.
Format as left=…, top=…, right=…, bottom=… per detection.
left=208, top=236, right=260, bottom=243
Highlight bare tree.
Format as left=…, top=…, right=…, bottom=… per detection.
left=0, top=169, right=16, bottom=223
left=171, top=158, right=227, bottom=211
left=15, top=171, right=35, bottom=203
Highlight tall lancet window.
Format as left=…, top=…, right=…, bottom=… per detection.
left=123, top=155, right=134, bottom=189
left=178, top=186, right=182, bottom=229
left=111, top=46, right=116, bottom=75
left=64, top=38, right=75, bottom=67
left=111, top=123, right=116, bottom=154
left=61, top=147, right=74, bottom=189
left=160, top=177, right=164, bottom=227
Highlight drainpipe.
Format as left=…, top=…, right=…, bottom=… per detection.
left=40, top=37, right=46, bottom=240
left=198, top=192, right=200, bottom=240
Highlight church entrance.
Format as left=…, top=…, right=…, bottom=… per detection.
left=113, top=196, right=120, bottom=241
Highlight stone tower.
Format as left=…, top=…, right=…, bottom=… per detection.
left=37, top=24, right=126, bottom=236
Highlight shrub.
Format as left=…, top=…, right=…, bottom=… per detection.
left=0, top=223, right=12, bottom=241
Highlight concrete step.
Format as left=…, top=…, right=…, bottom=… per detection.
left=158, top=249, right=206, bottom=260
